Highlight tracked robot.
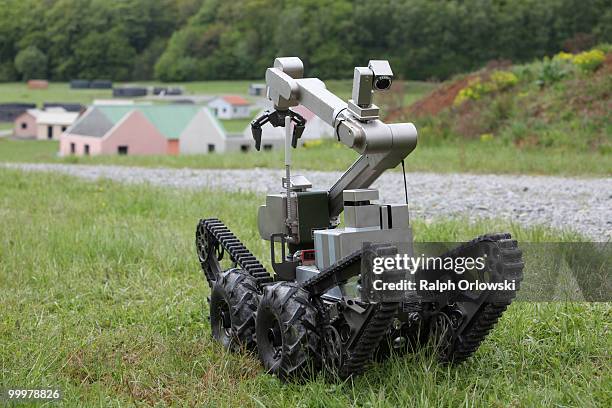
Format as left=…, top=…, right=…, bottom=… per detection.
left=196, top=57, right=524, bottom=379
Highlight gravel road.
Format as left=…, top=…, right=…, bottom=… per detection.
left=3, top=162, right=611, bottom=239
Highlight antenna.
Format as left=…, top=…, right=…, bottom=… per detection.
left=284, top=115, right=296, bottom=238
left=401, top=159, right=409, bottom=206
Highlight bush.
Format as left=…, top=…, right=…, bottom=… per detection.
left=554, top=51, right=574, bottom=62
left=454, top=71, right=518, bottom=106
left=536, top=58, right=572, bottom=87
left=593, top=43, right=612, bottom=53
left=490, top=71, right=519, bottom=90
left=572, top=49, right=605, bottom=72
left=480, top=133, right=494, bottom=142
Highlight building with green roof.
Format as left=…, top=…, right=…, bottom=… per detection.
left=60, top=103, right=260, bottom=156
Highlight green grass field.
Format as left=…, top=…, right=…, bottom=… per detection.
left=1, top=138, right=611, bottom=176
left=0, top=81, right=251, bottom=107
left=0, top=80, right=267, bottom=107
left=0, top=168, right=609, bottom=406
left=0, top=80, right=434, bottom=107
left=0, top=83, right=113, bottom=107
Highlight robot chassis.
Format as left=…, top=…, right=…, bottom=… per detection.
left=196, top=57, right=524, bottom=380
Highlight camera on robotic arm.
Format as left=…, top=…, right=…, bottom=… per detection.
left=348, top=60, right=394, bottom=121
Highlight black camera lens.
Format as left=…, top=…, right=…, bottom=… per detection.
left=374, top=77, right=392, bottom=90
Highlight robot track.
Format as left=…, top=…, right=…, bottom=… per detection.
left=421, top=233, right=524, bottom=363
left=196, top=218, right=273, bottom=287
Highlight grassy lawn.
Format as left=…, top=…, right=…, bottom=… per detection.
left=0, top=80, right=436, bottom=108
left=0, top=83, right=113, bottom=107
left=1, top=138, right=611, bottom=176
left=0, top=81, right=256, bottom=107
left=0, top=168, right=608, bottom=406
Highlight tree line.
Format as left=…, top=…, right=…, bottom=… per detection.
left=1, top=0, right=610, bottom=82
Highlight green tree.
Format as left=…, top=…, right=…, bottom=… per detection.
left=74, top=30, right=137, bottom=80
left=14, top=45, right=47, bottom=80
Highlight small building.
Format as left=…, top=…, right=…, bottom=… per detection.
left=249, top=83, right=266, bottom=96
left=35, top=109, right=79, bottom=140
left=60, top=109, right=167, bottom=156
left=13, top=108, right=78, bottom=140
left=207, top=95, right=251, bottom=119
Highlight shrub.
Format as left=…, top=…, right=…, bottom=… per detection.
left=572, top=49, right=605, bottom=72
left=554, top=51, right=574, bottom=61
left=593, top=43, right=611, bottom=53
left=536, top=58, right=571, bottom=87
left=454, top=78, right=485, bottom=105
left=490, top=71, right=519, bottom=90
left=480, top=133, right=494, bottom=142
left=454, top=71, right=518, bottom=106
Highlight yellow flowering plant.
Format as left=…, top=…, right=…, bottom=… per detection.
left=553, top=51, right=574, bottom=61
left=303, top=139, right=323, bottom=149
left=454, top=71, right=518, bottom=106
left=572, top=49, right=605, bottom=72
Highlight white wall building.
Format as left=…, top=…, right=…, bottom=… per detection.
left=36, top=110, right=80, bottom=140
left=13, top=107, right=79, bottom=140
left=207, top=95, right=251, bottom=119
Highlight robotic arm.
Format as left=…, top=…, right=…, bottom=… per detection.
left=251, top=57, right=418, bottom=219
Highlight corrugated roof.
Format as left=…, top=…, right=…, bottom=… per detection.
left=23, top=107, right=66, bottom=119
left=221, top=95, right=250, bottom=106
left=24, top=109, right=43, bottom=118
left=37, top=110, right=79, bottom=125
left=97, top=105, right=200, bottom=139
left=69, top=107, right=115, bottom=137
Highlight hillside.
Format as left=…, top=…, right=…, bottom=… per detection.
left=393, top=46, right=611, bottom=154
